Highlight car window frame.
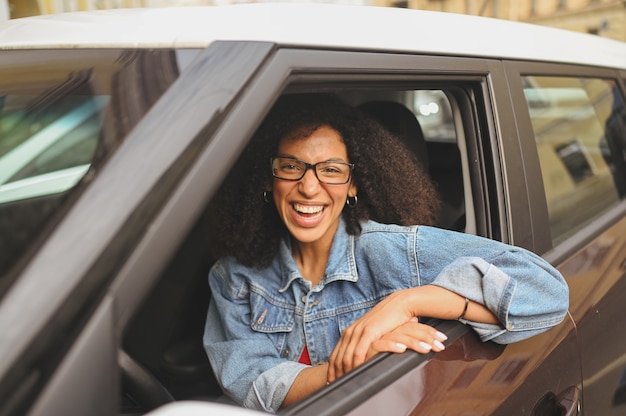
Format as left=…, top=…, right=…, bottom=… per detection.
left=108, top=48, right=514, bottom=325
left=109, top=48, right=529, bottom=414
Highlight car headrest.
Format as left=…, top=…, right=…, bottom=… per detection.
left=358, top=100, right=429, bottom=172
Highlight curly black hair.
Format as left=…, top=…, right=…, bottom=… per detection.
left=210, top=93, right=440, bottom=268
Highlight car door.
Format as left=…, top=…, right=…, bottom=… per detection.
left=0, top=42, right=276, bottom=416
left=505, top=61, right=626, bottom=415
left=125, top=47, right=580, bottom=415
left=264, top=50, right=582, bottom=416
left=113, top=46, right=580, bottom=415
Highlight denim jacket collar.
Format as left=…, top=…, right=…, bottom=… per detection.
left=278, top=217, right=358, bottom=292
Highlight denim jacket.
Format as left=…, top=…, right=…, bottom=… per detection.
left=203, top=219, right=569, bottom=413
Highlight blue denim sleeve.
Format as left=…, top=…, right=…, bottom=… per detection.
left=415, top=227, right=569, bottom=344
left=203, top=259, right=307, bottom=413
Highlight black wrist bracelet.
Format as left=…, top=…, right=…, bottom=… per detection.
left=457, top=297, right=469, bottom=320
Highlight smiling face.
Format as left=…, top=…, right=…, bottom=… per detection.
left=272, top=125, right=357, bottom=249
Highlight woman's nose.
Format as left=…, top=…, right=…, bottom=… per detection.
left=298, top=168, right=321, bottom=194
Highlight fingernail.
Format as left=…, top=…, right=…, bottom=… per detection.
left=419, top=342, right=432, bottom=351
left=395, top=343, right=408, bottom=352
left=435, top=331, right=448, bottom=341
left=433, top=340, right=446, bottom=350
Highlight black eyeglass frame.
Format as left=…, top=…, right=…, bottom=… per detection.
left=270, top=156, right=355, bottom=185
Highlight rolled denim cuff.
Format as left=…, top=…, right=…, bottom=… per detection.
left=243, top=361, right=308, bottom=413
left=465, top=320, right=555, bottom=344
left=431, top=255, right=567, bottom=343
left=432, top=256, right=514, bottom=317
left=430, top=256, right=514, bottom=336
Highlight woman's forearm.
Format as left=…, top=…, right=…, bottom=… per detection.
left=327, top=285, right=500, bottom=381
left=282, top=363, right=329, bottom=408
left=406, top=285, right=499, bottom=324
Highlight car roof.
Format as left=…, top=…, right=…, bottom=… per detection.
left=0, top=3, right=625, bottom=70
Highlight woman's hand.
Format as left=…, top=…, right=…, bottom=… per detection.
left=327, top=285, right=498, bottom=382
left=328, top=312, right=447, bottom=382
left=366, top=317, right=447, bottom=359
left=328, top=287, right=447, bottom=381
left=328, top=285, right=498, bottom=381
left=328, top=290, right=414, bottom=382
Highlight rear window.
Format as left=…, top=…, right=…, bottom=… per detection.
left=522, top=76, right=626, bottom=245
left=0, top=49, right=189, bottom=289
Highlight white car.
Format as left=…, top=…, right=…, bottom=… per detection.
left=0, top=4, right=625, bottom=415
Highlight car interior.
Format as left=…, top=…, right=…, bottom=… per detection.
left=118, top=88, right=470, bottom=414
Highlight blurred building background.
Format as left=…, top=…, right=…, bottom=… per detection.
left=4, top=0, right=626, bottom=41
left=396, top=0, right=626, bottom=41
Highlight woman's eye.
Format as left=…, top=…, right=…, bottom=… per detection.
left=320, top=164, right=344, bottom=175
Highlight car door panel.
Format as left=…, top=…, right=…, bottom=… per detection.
left=280, top=317, right=578, bottom=415
left=558, top=213, right=626, bottom=414
left=28, top=296, right=117, bottom=416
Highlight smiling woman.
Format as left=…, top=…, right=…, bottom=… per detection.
left=270, top=125, right=358, bottom=261
left=203, top=93, right=569, bottom=413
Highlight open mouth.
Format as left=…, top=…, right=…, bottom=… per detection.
left=293, top=203, right=324, bottom=217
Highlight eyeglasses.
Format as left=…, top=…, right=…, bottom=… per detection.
left=271, top=156, right=354, bottom=185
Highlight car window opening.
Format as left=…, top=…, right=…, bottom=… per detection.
left=120, top=88, right=471, bottom=413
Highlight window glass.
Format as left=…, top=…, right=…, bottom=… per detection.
left=413, top=90, right=456, bottom=143
left=0, top=49, right=189, bottom=284
left=522, top=76, right=626, bottom=245
left=0, top=92, right=107, bottom=204
left=411, top=90, right=469, bottom=233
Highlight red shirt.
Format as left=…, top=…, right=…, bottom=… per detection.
left=298, top=346, right=311, bottom=365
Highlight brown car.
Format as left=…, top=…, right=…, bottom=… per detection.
left=0, top=4, right=625, bottom=416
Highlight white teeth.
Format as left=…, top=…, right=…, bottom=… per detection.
left=294, top=203, right=323, bottom=214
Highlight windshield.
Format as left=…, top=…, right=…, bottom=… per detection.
left=0, top=49, right=194, bottom=294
